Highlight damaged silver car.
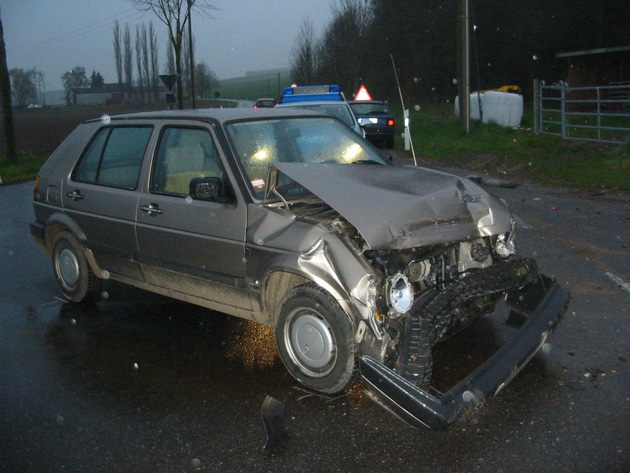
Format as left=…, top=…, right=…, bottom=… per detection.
left=31, top=108, right=569, bottom=429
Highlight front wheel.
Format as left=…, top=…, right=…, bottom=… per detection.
left=274, top=283, right=359, bottom=394
left=52, top=231, right=101, bottom=303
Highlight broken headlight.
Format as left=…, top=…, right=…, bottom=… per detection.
left=387, top=273, right=414, bottom=314
left=495, top=219, right=517, bottom=257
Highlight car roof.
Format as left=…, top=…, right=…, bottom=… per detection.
left=276, top=101, right=352, bottom=107
left=348, top=100, right=386, bottom=105
left=87, top=107, right=327, bottom=125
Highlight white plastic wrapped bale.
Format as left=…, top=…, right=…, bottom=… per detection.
left=455, top=91, right=523, bottom=127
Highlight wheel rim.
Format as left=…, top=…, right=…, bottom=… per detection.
left=285, top=309, right=336, bottom=378
left=56, top=247, right=80, bottom=290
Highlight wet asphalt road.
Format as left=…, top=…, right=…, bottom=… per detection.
left=1, top=178, right=629, bottom=473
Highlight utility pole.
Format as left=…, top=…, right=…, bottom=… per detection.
left=459, top=0, right=471, bottom=134
left=187, top=0, right=196, bottom=108
left=0, top=11, right=16, bottom=164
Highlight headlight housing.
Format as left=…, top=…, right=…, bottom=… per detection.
left=387, top=272, right=414, bottom=314
left=496, top=219, right=517, bottom=257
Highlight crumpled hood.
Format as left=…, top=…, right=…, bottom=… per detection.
left=271, top=162, right=513, bottom=249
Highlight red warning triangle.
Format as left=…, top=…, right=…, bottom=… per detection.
left=355, top=84, right=372, bottom=101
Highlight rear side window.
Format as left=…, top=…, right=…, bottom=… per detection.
left=73, top=126, right=153, bottom=189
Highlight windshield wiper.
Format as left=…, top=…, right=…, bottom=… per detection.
left=352, top=159, right=385, bottom=165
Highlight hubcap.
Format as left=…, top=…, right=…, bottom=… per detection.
left=57, top=248, right=80, bottom=289
left=287, top=311, right=335, bottom=377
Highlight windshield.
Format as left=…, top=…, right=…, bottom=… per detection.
left=283, top=103, right=355, bottom=127
left=226, top=116, right=388, bottom=199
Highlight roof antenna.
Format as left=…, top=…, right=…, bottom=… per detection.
left=391, top=54, right=417, bottom=166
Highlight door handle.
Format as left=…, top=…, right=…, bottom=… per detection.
left=66, top=190, right=83, bottom=200
left=140, top=204, right=163, bottom=216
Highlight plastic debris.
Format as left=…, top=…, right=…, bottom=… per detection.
left=261, top=395, right=288, bottom=450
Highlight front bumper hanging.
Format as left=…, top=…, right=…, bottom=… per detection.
left=360, top=275, right=569, bottom=430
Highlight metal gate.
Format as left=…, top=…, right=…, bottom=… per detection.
left=535, top=80, right=630, bottom=144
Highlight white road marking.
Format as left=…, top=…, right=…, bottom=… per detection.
left=513, top=214, right=532, bottom=229
left=605, top=272, right=630, bottom=294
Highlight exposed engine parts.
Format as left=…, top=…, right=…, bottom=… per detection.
left=362, top=235, right=533, bottom=387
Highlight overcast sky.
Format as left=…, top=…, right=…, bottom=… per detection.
left=1, top=0, right=334, bottom=91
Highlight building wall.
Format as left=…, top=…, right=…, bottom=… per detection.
left=565, top=51, right=630, bottom=87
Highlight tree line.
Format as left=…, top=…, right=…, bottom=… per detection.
left=62, top=17, right=219, bottom=107
left=291, top=0, right=630, bottom=103
left=7, top=7, right=220, bottom=108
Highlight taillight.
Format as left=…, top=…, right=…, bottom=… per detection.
left=33, top=176, right=41, bottom=201
left=387, top=119, right=395, bottom=126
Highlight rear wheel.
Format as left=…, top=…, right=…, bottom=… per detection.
left=274, top=283, right=359, bottom=394
left=52, top=231, right=101, bottom=303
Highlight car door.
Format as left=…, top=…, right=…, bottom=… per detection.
left=135, top=124, right=251, bottom=312
left=62, top=125, right=153, bottom=281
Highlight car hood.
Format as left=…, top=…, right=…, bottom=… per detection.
left=270, top=162, right=513, bottom=250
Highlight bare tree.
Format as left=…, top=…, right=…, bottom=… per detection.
left=165, top=39, right=175, bottom=74
left=123, top=24, right=133, bottom=102
left=194, top=61, right=219, bottom=100
left=318, top=0, right=373, bottom=94
left=135, top=24, right=145, bottom=102
left=113, top=21, right=124, bottom=98
left=32, top=69, right=45, bottom=106
left=61, top=66, right=88, bottom=104
left=149, top=22, right=160, bottom=101
left=290, top=18, right=318, bottom=85
left=130, top=0, right=216, bottom=109
left=9, top=68, right=37, bottom=107
left=0, top=12, right=16, bottom=163
left=141, top=24, right=151, bottom=103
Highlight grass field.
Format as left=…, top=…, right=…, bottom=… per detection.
left=404, top=104, right=629, bottom=190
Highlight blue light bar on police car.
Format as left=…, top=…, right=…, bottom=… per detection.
left=283, top=85, right=341, bottom=95
left=279, top=85, right=344, bottom=103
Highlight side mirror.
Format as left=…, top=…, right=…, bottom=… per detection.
left=189, top=177, right=222, bottom=201
left=379, top=151, right=394, bottom=163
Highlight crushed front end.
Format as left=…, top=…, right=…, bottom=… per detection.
left=267, top=162, right=569, bottom=429
left=357, top=234, right=569, bottom=429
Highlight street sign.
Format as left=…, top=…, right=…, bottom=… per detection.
left=159, top=74, right=179, bottom=92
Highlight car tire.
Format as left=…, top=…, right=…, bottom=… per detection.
left=275, top=283, right=359, bottom=394
left=52, top=231, right=101, bottom=303
left=385, top=137, right=394, bottom=149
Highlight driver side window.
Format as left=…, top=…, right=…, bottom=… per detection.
left=151, top=127, right=226, bottom=197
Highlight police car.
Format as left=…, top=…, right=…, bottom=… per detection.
left=276, top=85, right=363, bottom=135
